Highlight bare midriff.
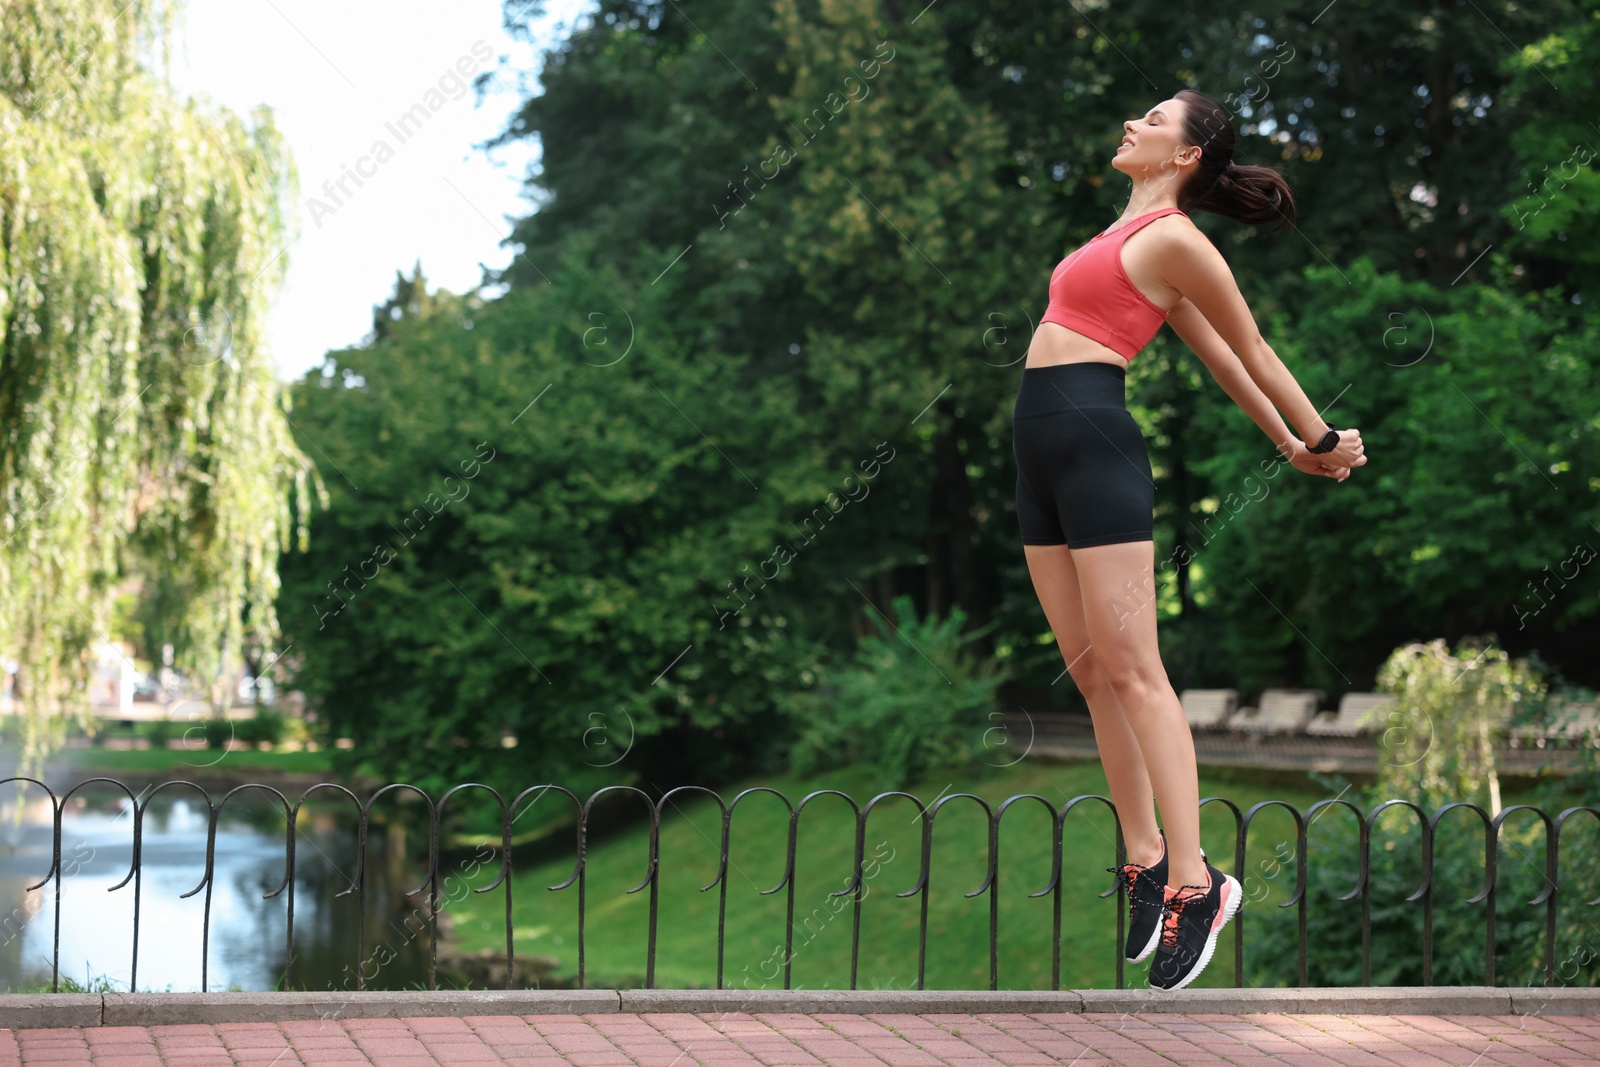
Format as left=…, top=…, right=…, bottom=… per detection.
left=1023, top=322, right=1130, bottom=370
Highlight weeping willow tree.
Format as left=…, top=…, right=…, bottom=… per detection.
left=0, top=0, right=323, bottom=780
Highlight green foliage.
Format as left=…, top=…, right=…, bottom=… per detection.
left=1186, top=261, right=1598, bottom=693
left=1374, top=636, right=1546, bottom=811
left=1499, top=0, right=1600, bottom=292
left=233, top=706, right=287, bottom=746
left=780, top=595, right=1008, bottom=789
left=200, top=715, right=234, bottom=750
left=1246, top=785, right=1567, bottom=988
left=276, top=251, right=855, bottom=797
left=0, top=0, right=320, bottom=782
left=268, top=0, right=1600, bottom=799
left=138, top=717, right=176, bottom=748
left=1248, top=647, right=1599, bottom=989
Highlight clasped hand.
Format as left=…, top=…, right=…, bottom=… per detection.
left=1283, top=429, right=1366, bottom=482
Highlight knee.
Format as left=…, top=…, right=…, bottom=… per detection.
left=1066, top=651, right=1115, bottom=703
left=1099, top=658, right=1169, bottom=705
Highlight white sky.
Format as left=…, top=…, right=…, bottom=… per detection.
left=168, top=0, right=593, bottom=382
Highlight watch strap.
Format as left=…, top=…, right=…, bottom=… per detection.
left=1306, top=428, right=1340, bottom=455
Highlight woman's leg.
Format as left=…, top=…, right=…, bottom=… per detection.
left=1066, top=538, right=1207, bottom=891
left=1023, top=542, right=1163, bottom=868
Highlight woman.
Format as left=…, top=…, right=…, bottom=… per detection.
left=1012, top=88, right=1367, bottom=990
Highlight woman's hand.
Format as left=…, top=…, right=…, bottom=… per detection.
left=1314, top=428, right=1366, bottom=470
left=1288, top=446, right=1351, bottom=481
left=1278, top=438, right=1353, bottom=481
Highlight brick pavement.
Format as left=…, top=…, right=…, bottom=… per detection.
left=3, top=1011, right=1599, bottom=1067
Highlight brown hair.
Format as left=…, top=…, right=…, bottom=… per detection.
left=1173, top=88, right=1297, bottom=233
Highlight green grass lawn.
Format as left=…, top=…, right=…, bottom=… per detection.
left=48, top=746, right=349, bottom=777
left=441, top=758, right=1359, bottom=992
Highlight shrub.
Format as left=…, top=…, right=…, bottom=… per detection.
left=1246, top=639, right=1598, bottom=988
left=234, top=707, right=286, bottom=746
left=200, top=715, right=235, bottom=749
left=140, top=718, right=176, bottom=747
left=1245, top=782, right=1555, bottom=987
left=778, top=594, right=1008, bottom=789
left=1374, top=635, right=1544, bottom=812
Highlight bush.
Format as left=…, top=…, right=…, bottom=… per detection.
left=1245, top=781, right=1556, bottom=987
left=200, top=715, right=235, bottom=749
left=778, top=594, right=1008, bottom=789
left=234, top=707, right=287, bottom=746
left=1245, top=639, right=1600, bottom=988
left=1374, top=635, right=1544, bottom=812
left=137, top=718, right=176, bottom=747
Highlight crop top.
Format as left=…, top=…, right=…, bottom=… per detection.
left=1038, top=206, right=1187, bottom=361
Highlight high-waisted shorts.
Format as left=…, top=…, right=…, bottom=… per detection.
left=1012, top=361, right=1154, bottom=548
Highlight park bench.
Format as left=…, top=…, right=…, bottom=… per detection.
left=1179, top=688, right=1239, bottom=730
left=1306, top=692, right=1396, bottom=737
left=1230, top=688, right=1324, bottom=737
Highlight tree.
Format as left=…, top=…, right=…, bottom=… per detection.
left=1498, top=0, right=1600, bottom=295
left=368, top=260, right=448, bottom=344
left=1186, top=257, right=1599, bottom=694
left=1375, top=636, right=1545, bottom=814
left=276, top=253, right=855, bottom=797
left=0, top=0, right=319, bottom=776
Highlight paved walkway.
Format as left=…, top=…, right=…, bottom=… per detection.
left=1015, top=713, right=1585, bottom=776
left=5, top=1011, right=1599, bottom=1067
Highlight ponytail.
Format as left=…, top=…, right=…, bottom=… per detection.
left=1174, top=89, right=1298, bottom=234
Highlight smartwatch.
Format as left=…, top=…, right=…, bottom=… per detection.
left=1305, top=428, right=1340, bottom=455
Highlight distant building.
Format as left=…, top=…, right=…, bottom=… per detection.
left=88, top=641, right=138, bottom=717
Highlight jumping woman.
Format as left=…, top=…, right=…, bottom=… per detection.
left=1012, top=88, right=1367, bottom=989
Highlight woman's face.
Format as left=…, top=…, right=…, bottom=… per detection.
left=1112, top=97, right=1197, bottom=179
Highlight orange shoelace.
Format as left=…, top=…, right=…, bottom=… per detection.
left=1108, top=861, right=1151, bottom=908
left=1158, top=884, right=1208, bottom=949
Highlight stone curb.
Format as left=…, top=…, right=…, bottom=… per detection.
left=618, top=990, right=1087, bottom=1015
left=101, top=991, right=625, bottom=1025
left=1077, top=986, right=1519, bottom=1016
left=0, top=987, right=1593, bottom=1030
left=0, top=995, right=101, bottom=1030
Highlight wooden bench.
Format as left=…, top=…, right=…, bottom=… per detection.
left=1179, top=689, right=1239, bottom=730
left=1231, top=688, right=1324, bottom=737
left=1306, top=692, right=1396, bottom=737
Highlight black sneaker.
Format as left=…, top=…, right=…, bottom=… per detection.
left=1106, top=852, right=1165, bottom=963
left=1147, top=859, right=1241, bottom=991
left=1107, top=835, right=1206, bottom=964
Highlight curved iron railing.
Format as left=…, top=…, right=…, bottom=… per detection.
left=10, top=776, right=1600, bottom=993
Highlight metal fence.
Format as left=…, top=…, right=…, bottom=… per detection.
left=11, top=776, right=1600, bottom=994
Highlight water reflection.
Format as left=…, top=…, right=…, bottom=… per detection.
left=0, top=787, right=439, bottom=993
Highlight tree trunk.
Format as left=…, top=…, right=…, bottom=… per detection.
left=932, top=417, right=990, bottom=653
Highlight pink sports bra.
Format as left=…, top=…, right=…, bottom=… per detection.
left=1038, top=207, right=1187, bottom=361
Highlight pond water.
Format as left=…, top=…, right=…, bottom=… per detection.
left=0, top=779, right=445, bottom=993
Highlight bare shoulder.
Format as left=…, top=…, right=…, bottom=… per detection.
left=1152, top=215, right=1235, bottom=286
left=1150, top=217, right=1259, bottom=352
left=1148, top=213, right=1218, bottom=257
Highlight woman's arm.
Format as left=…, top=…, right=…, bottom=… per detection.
left=1165, top=297, right=1298, bottom=456
left=1162, top=226, right=1365, bottom=471
left=1165, top=298, right=1349, bottom=480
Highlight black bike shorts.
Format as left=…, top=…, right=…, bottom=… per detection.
left=1011, top=361, right=1155, bottom=549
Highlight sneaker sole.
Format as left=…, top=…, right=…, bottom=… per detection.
left=1126, top=921, right=1162, bottom=964
left=1152, top=872, right=1242, bottom=991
